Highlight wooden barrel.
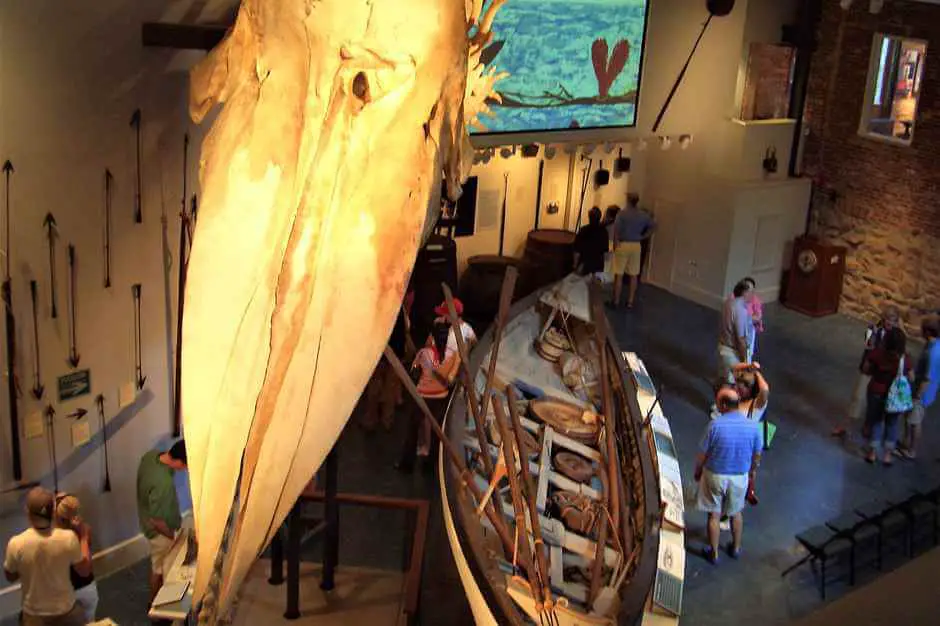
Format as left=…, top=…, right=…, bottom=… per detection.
left=410, top=234, right=458, bottom=344
left=523, top=229, right=576, bottom=291
left=457, top=255, right=526, bottom=332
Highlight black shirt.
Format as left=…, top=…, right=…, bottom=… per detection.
left=389, top=308, right=408, bottom=357
left=574, top=223, right=609, bottom=275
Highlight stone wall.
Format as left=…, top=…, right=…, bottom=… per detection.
left=802, top=0, right=940, bottom=329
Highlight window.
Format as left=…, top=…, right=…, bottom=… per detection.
left=859, top=34, right=927, bottom=145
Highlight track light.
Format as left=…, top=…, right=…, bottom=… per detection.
left=679, top=134, right=693, bottom=150
left=660, top=136, right=672, bottom=151
left=839, top=0, right=853, bottom=10
left=500, top=145, right=516, bottom=159
left=545, top=145, right=557, bottom=160
left=604, top=142, right=616, bottom=154
left=636, top=138, right=648, bottom=151
left=869, top=0, right=883, bottom=13
left=582, top=144, right=596, bottom=156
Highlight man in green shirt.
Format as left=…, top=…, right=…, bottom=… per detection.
left=136, top=440, right=187, bottom=600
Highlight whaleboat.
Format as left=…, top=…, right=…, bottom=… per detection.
left=439, top=274, right=686, bottom=625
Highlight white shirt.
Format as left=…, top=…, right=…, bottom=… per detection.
left=4, top=527, right=82, bottom=616
left=446, top=321, right=476, bottom=358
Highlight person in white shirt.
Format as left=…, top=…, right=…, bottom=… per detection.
left=3, top=487, right=92, bottom=626
left=433, top=297, right=477, bottom=374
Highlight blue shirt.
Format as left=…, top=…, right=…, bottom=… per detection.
left=613, top=208, right=653, bottom=243
left=700, top=411, right=762, bottom=475
left=915, top=339, right=940, bottom=407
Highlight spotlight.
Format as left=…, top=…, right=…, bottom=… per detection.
left=839, top=0, right=853, bottom=9
left=521, top=144, right=540, bottom=158
left=563, top=143, right=578, bottom=155
left=545, top=145, right=557, bottom=160
left=500, top=145, right=517, bottom=159
left=604, top=142, right=616, bottom=154
left=659, top=136, right=672, bottom=151
left=636, top=138, right=648, bottom=151
left=582, top=144, right=596, bottom=156
left=869, top=0, right=883, bottom=13
left=679, top=134, right=693, bottom=150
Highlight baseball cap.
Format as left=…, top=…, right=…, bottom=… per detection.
left=434, top=298, right=463, bottom=318
left=26, top=487, right=54, bottom=527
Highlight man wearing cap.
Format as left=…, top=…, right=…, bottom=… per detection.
left=137, top=439, right=187, bottom=601
left=434, top=297, right=476, bottom=378
left=693, top=388, right=763, bottom=564
left=3, top=487, right=91, bottom=625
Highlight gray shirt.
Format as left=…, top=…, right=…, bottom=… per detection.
left=720, top=297, right=752, bottom=349
left=613, top=208, right=654, bottom=243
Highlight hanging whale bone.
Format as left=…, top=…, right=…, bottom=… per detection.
left=182, top=0, right=509, bottom=619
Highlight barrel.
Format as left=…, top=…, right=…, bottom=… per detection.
left=457, top=255, right=528, bottom=332
left=523, top=229, right=576, bottom=291
left=410, top=234, right=458, bottom=345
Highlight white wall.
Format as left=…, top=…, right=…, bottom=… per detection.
left=0, top=0, right=236, bottom=603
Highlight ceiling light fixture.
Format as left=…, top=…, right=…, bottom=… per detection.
left=545, top=145, right=557, bottom=160
left=500, top=145, right=517, bottom=159
left=839, top=0, right=853, bottom=9
left=869, top=0, right=884, bottom=13
left=660, top=136, right=672, bottom=151
left=636, top=138, right=648, bottom=151
left=679, top=134, right=693, bottom=150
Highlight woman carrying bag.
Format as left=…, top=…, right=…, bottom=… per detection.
left=863, top=327, right=912, bottom=466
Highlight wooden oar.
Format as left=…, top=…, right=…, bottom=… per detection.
left=478, top=266, right=518, bottom=428
left=383, top=346, right=515, bottom=557
left=491, top=392, right=542, bottom=608
left=588, top=280, right=620, bottom=539
left=441, top=283, right=494, bottom=478
left=506, top=386, right=555, bottom=617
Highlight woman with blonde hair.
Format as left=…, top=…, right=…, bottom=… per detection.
left=54, top=494, right=98, bottom=623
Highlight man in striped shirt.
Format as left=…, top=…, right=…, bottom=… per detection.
left=694, top=388, right=763, bottom=563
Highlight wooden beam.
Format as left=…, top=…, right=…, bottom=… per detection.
left=142, top=22, right=228, bottom=50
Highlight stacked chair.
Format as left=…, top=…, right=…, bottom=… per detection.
left=783, top=484, right=940, bottom=600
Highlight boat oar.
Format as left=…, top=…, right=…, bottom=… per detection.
left=588, top=280, right=620, bottom=539
left=475, top=451, right=507, bottom=516
left=383, top=346, right=515, bottom=558
left=478, top=265, right=517, bottom=429
left=441, top=283, right=494, bottom=478
left=491, top=394, right=543, bottom=610
left=506, top=387, right=556, bottom=621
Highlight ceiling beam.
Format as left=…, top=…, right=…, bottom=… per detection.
left=142, top=22, right=228, bottom=50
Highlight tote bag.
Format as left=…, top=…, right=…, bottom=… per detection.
left=886, top=355, right=914, bottom=413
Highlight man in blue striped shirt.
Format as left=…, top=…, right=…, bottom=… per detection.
left=694, top=388, right=763, bottom=563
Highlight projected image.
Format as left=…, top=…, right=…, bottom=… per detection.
left=474, top=0, right=650, bottom=134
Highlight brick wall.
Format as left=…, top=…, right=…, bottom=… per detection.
left=803, top=0, right=940, bottom=328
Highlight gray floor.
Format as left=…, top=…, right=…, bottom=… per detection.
left=7, top=284, right=940, bottom=625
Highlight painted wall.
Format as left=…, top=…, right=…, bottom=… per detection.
left=0, top=0, right=238, bottom=605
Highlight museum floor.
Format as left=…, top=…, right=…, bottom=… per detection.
left=9, top=284, right=940, bottom=626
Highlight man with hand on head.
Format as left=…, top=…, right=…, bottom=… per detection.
left=3, top=487, right=91, bottom=626
left=137, top=439, right=187, bottom=602
left=694, top=387, right=763, bottom=564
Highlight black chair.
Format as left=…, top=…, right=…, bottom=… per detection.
left=782, top=524, right=852, bottom=599
left=855, top=500, right=911, bottom=559
left=889, top=492, right=939, bottom=555
left=825, top=512, right=881, bottom=582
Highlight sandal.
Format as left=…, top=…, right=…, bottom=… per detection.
left=865, top=451, right=877, bottom=464
left=703, top=546, right=720, bottom=565
left=727, top=544, right=742, bottom=560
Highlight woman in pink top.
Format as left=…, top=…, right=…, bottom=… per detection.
left=727, top=277, right=763, bottom=361
left=396, top=321, right=453, bottom=473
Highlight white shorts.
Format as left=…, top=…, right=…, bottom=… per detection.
left=148, top=534, right=174, bottom=575
left=696, top=469, right=748, bottom=517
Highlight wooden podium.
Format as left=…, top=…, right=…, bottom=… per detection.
left=783, top=237, right=847, bottom=317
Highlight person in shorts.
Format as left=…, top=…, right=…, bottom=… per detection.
left=137, top=440, right=187, bottom=601
left=694, top=388, right=763, bottom=564
left=899, top=315, right=940, bottom=459
left=610, top=193, right=655, bottom=309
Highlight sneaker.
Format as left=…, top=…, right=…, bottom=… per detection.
left=727, top=545, right=742, bottom=559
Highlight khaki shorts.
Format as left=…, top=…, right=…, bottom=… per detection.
left=148, top=534, right=174, bottom=576
left=717, top=344, right=741, bottom=386
left=611, top=241, right=642, bottom=276
left=697, top=469, right=748, bottom=517
left=907, top=401, right=926, bottom=426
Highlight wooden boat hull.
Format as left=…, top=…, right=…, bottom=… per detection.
left=440, top=278, right=673, bottom=625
